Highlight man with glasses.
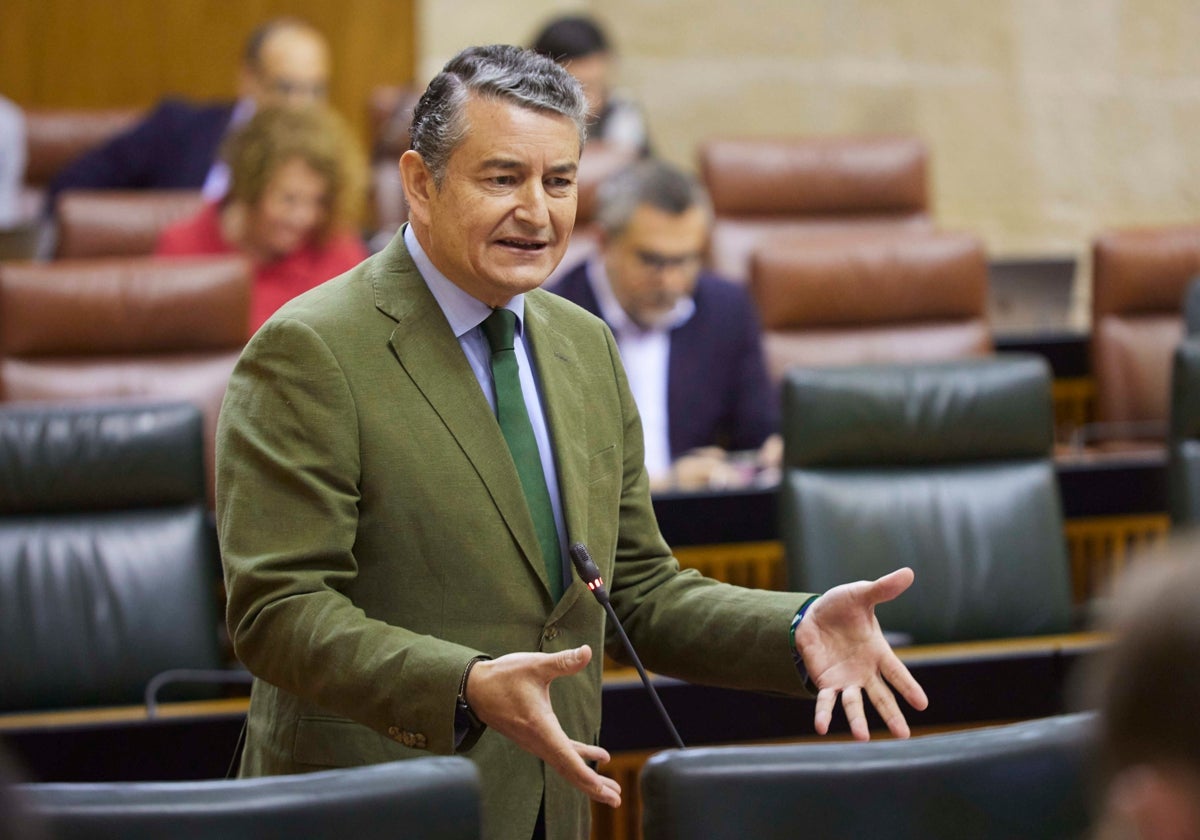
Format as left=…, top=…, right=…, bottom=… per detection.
left=46, top=17, right=331, bottom=208
left=548, top=159, right=778, bottom=486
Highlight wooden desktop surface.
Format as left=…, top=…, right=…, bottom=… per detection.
left=1, top=632, right=1107, bottom=782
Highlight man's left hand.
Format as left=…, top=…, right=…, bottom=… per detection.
left=794, top=567, right=929, bottom=740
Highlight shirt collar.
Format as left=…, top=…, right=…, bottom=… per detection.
left=403, top=224, right=526, bottom=337
left=229, top=97, right=256, bottom=128
left=584, top=255, right=695, bottom=336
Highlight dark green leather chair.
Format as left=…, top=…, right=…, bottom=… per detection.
left=0, top=401, right=226, bottom=712
left=1168, top=338, right=1200, bottom=525
left=641, top=712, right=1097, bottom=840
left=780, top=355, right=1074, bottom=643
left=1183, top=275, right=1200, bottom=334
left=20, top=757, right=481, bottom=840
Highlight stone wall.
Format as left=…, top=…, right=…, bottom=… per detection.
left=419, top=0, right=1200, bottom=309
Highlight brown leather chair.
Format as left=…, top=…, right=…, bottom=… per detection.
left=0, top=254, right=252, bottom=506
left=1090, top=225, right=1200, bottom=447
left=20, top=106, right=143, bottom=214
left=54, top=189, right=206, bottom=258
left=750, top=230, right=991, bottom=382
left=22, top=106, right=143, bottom=187
left=699, top=134, right=934, bottom=284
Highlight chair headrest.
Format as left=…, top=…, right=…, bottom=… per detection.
left=22, top=107, right=143, bottom=185
left=0, top=254, right=251, bottom=356
left=1092, top=225, right=1200, bottom=317
left=700, top=135, right=928, bottom=217
left=22, top=757, right=481, bottom=840
left=751, top=230, right=987, bottom=329
left=54, top=189, right=207, bottom=259
left=783, top=355, right=1054, bottom=467
left=0, top=401, right=206, bottom=513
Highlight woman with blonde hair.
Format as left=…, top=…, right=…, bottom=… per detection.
left=157, top=104, right=368, bottom=332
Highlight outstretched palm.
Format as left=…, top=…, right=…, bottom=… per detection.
left=795, top=567, right=929, bottom=740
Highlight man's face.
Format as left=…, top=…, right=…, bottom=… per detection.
left=242, top=28, right=330, bottom=109
left=401, top=95, right=580, bottom=307
left=603, top=204, right=707, bottom=329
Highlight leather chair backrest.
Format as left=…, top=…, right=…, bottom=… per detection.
left=21, top=756, right=481, bottom=840
left=1091, top=225, right=1200, bottom=435
left=1168, top=338, right=1200, bottom=525
left=750, top=230, right=992, bottom=382
left=641, top=712, right=1097, bottom=840
left=0, top=254, right=252, bottom=506
left=781, top=355, right=1073, bottom=642
left=1183, top=275, right=1200, bottom=334
left=54, top=189, right=206, bottom=258
left=699, top=135, right=933, bottom=283
left=0, top=401, right=223, bottom=712
left=22, top=107, right=143, bottom=186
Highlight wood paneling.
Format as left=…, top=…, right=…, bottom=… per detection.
left=0, top=0, right=416, bottom=146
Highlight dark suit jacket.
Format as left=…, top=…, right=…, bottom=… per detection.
left=217, top=232, right=808, bottom=840
left=548, top=262, right=779, bottom=458
left=46, top=98, right=234, bottom=207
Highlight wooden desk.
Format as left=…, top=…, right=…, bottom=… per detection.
left=0, top=633, right=1106, bottom=784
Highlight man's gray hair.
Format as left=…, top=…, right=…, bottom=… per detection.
left=409, top=44, right=588, bottom=187
left=594, top=159, right=713, bottom=238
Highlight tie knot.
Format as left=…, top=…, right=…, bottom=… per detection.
left=482, top=308, right=517, bottom=353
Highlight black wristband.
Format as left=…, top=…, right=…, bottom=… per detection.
left=456, top=655, right=490, bottom=730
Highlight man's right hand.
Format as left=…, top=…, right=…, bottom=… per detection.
left=465, top=644, right=622, bottom=808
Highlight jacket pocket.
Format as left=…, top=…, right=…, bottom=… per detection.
left=293, top=716, right=420, bottom=769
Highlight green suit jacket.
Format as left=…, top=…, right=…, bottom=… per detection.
left=217, top=232, right=810, bottom=840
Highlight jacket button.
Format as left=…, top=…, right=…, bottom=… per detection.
left=387, top=726, right=400, bottom=738
left=544, top=625, right=559, bottom=641
left=414, top=734, right=427, bottom=749
left=401, top=731, right=415, bottom=747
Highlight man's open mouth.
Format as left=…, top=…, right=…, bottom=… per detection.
left=498, top=238, right=547, bottom=251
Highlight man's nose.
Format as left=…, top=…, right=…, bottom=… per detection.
left=514, top=181, right=550, bottom=226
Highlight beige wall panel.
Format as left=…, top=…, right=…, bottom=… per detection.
left=413, top=0, right=1200, bottom=298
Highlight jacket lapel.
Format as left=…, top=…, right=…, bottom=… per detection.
left=524, top=291, right=588, bottom=616
left=371, top=234, right=553, bottom=599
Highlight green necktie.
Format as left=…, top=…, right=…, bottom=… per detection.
left=481, top=308, right=563, bottom=600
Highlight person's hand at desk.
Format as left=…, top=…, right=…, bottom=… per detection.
left=667, top=434, right=783, bottom=492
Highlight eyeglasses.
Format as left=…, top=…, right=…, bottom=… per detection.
left=634, top=249, right=703, bottom=273
left=265, top=78, right=328, bottom=102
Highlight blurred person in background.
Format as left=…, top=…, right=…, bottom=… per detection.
left=0, top=95, right=25, bottom=227
left=1083, top=536, right=1200, bottom=840
left=547, top=159, right=779, bottom=489
left=530, top=14, right=651, bottom=158
left=156, top=105, right=367, bottom=333
left=47, top=17, right=331, bottom=208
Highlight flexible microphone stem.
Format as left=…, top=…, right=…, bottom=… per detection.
left=569, top=543, right=685, bottom=750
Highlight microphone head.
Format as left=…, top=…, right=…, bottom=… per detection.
left=569, top=542, right=600, bottom=582
left=569, top=542, right=610, bottom=604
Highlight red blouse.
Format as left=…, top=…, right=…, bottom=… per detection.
left=156, top=202, right=367, bottom=332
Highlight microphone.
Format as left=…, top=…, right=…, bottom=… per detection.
left=569, top=542, right=685, bottom=750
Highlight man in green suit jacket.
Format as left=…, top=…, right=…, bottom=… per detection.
left=218, top=44, right=928, bottom=840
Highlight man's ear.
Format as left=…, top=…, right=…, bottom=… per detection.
left=399, top=150, right=434, bottom=227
